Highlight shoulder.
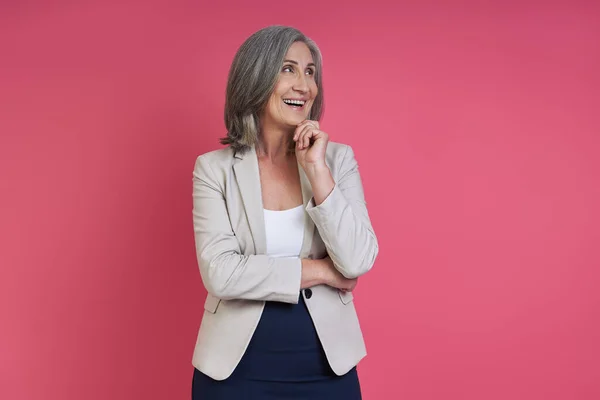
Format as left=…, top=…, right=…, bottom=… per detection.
left=326, top=141, right=356, bottom=168
left=196, top=146, right=235, bottom=164
left=192, top=147, right=237, bottom=189
left=326, top=140, right=349, bottom=154
left=194, top=147, right=235, bottom=172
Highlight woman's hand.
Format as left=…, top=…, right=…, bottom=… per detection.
left=294, top=120, right=329, bottom=174
left=321, top=256, right=358, bottom=292
left=293, top=120, right=335, bottom=204
left=301, top=256, right=358, bottom=292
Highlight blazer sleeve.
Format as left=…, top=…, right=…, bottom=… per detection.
left=305, top=145, right=379, bottom=279
left=192, top=155, right=302, bottom=303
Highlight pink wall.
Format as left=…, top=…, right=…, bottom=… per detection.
left=1, top=1, right=599, bottom=399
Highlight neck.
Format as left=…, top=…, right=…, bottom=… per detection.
left=257, top=122, right=295, bottom=162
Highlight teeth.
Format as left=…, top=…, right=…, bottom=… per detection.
left=283, top=99, right=305, bottom=106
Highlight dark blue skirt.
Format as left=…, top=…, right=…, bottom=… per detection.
left=192, top=295, right=362, bottom=399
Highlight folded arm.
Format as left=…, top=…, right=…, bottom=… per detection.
left=305, top=145, right=379, bottom=279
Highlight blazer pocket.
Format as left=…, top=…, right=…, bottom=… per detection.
left=338, top=290, right=354, bottom=305
left=204, top=293, right=221, bottom=313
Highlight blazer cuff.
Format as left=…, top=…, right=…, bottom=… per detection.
left=274, top=256, right=302, bottom=303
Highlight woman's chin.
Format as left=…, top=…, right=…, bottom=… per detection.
left=285, top=116, right=307, bottom=127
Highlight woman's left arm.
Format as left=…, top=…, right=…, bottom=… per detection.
left=305, top=145, right=379, bottom=279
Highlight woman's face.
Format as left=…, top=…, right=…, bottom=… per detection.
left=262, top=41, right=318, bottom=131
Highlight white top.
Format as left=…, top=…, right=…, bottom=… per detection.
left=263, top=205, right=304, bottom=258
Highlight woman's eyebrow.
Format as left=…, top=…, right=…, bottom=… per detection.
left=283, top=59, right=315, bottom=67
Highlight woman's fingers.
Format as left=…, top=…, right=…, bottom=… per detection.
left=295, top=124, right=316, bottom=150
left=300, top=127, right=322, bottom=150
left=304, top=127, right=313, bottom=149
left=293, top=120, right=313, bottom=141
left=294, top=120, right=320, bottom=146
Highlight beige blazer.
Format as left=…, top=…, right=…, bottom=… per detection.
left=191, top=141, right=379, bottom=380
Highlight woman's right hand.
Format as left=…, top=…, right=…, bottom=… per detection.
left=321, top=256, right=358, bottom=292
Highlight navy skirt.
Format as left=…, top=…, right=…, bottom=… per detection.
left=192, top=294, right=362, bottom=399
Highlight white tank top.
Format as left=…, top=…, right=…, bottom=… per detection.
left=263, top=205, right=304, bottom=258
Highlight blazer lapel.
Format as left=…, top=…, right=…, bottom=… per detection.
left=233, top=146, right=267, bottom=255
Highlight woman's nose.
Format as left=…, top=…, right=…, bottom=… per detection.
left=293, top=74, right=309, bottom=92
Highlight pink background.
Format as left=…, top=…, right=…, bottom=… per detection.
left=1, top=1, right=599, bottom=399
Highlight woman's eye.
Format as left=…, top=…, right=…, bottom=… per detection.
left=282, top=66, right=293, bottom=73
left=306, top=69, right=315, bottom=76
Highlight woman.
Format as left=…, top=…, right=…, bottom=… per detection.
left=191, top=25, right=379, bottom=399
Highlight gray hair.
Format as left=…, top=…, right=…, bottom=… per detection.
left=220, top=25, right=324, bottom=154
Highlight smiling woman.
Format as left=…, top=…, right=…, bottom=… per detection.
left=220, top=26, right=324, bottom=154
left=191, top=25, right=379, bottom=399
